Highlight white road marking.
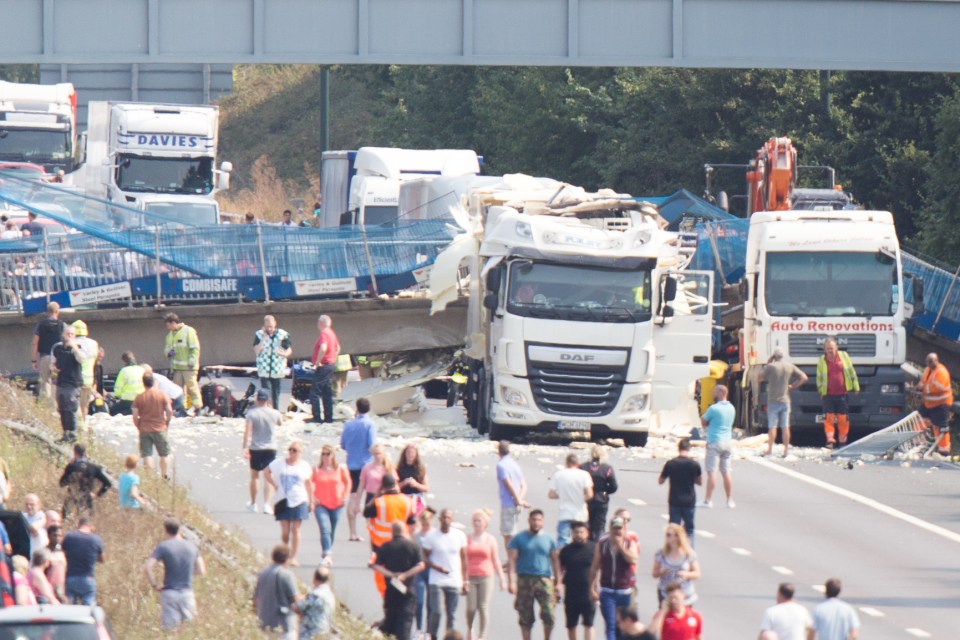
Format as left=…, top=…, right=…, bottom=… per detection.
left=906, top=629, right=931, bottom=638
left=628, top=498, right=646, bottom=506
left=772, top=566, right=794, bottom=575
left=731, top=547, right=752, bottom=556
left=752, top=457, right=960, bottom=545
left=698, top=530, right=716, bottom=539
left=858, top=607, right=885, bottom=618
left=811, top=584, right=826, bottom=593
left=660, top=514, right=669, bottom=520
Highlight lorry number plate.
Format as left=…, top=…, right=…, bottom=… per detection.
left=558, top=420, right=590, bottom=431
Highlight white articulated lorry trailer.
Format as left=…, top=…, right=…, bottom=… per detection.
left=0, top=80, right=78, bottom=178
left=319, top=147, right=481, bottom=228
left=430, top=175, right=714, bottom=446
left=78, top=101, right=231, bottom=225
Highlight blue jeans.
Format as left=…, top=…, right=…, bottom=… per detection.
left=65, top=575, right=97, bottom=605
left=415, top=571, right=428, bottom=630
left=669, top=505, right=695, bottom=543
left=310, top=364, right=335, bottom=422
left=599, top=588, right=632, bottom=640
left=557, top=520, right=574, bottom=547
left=428, top=585, right=460, bottom=638
left=314, top=504, right=344, bottom=555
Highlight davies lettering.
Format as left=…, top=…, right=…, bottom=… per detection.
left=136, top=134, right=200, bottom=148
left=560, top=353, right=595, bottom=362
left=768, top=320, right=894, bottom=332
left=182, top=278, right=237, bottom=293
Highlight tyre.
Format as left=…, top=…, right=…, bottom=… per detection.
left=616, top=431, right=648, bottom=447
left=476, top=372, right=490, bottom=435
left=488, top=421, right=516, bottom=441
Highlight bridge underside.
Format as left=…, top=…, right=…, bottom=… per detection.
left=2, top=0, right=960, bottom=72
left=0, top=297, right=467, bottom=376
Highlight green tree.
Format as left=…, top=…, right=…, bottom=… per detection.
left=917, top=90, right=960, bottom=263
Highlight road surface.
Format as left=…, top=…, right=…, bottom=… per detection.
left=89, top=400, right=960, bottom=639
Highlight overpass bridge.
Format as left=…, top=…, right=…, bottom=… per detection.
left=0, top=297, right=467, bottom=376
left=2, top=0, right=960, bottom=73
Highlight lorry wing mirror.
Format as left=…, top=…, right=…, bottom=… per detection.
left=216, top=172, right=231, bottom=191
left=485, top=265, right=503, bottom=292
left=483, top=292, right=499, bottom=311
left=663, top=275, right=678, bottom=302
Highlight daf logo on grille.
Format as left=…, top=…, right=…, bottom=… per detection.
left=560, top=353, right=595, bottom=362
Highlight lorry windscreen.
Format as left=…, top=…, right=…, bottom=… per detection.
left=0, top=128, right=71, bottom=163
left=506, top=261, right=652, bottom=323
left=116, top=155, right=213, bottom=194
left=764, top=250, right=897, bottom=317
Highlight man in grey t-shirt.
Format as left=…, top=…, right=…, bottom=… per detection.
left=143, top=518, right=206, bottom=631
left=254, top=544, right=300, bottom=638
left=759, top=348, right=808, bottom=457
left=242, top=389, right=283, bottom=514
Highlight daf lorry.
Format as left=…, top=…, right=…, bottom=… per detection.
left=0, top=81, right=78, bottom=177
left=319, top=147, right=481, bottom=228
left=429, top=175, right=714, bottom=446
left=77, top=101, right=231, bottom=226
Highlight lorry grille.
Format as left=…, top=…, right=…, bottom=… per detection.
left=788, top=333, right=877, bottom=358
left=527, top=363, right=626, bottom=417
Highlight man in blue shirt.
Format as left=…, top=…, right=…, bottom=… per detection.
left=340, top=397, right=377, bottom=541
left=508, top=509, right=560, bottom=640
left=699, top=384, right=736, bottom=509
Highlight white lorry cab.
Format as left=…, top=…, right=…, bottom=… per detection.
left=738, top=209, right=911, bottom=434
left=430, top=175, right=714, bottom=446
left=0, top=81, right=78, bottom=178
left=78, top=102, right=231, bottom=226
left=319, top=147, right=481, bottom=228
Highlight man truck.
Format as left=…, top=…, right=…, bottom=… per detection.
left=429, top=175, right=714, bottom=446
left=714, top=138, right=917, bottom=436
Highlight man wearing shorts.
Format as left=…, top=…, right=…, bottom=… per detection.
left=143, top=518, right=206, bottom=632
left=132, top=372, right=173, bottom=479
left=242, top=389, right=282, bottom=514
left=340, top=397, right=377, bottom=493
left=508, top=509, right=560, bottom=640
left=559, top=521, right=596, bottom=640
left=497, top=441, right=530, bottom=549
left=699, top=385, right=735, bottom=509
left=759, top=349, right=808, bottom=457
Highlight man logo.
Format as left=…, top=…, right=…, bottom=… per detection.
left=560, top=353, right=595, bottom=362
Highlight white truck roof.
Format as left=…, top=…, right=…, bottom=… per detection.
left=0, top=80, right=75, bottom=107
left=354, top=147, right=480, bottom=179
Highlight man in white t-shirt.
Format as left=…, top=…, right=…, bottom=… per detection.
left=548, top=453, right=594, bottom=546
left=759, top=582, right=813, bottom=640
left=422, top=508, right=467, bottom=640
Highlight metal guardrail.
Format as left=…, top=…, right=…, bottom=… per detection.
left=831, top=411, right=931, bottom=459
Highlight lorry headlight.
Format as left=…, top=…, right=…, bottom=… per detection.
left=500, top=386, right=528, bottom=407
left=516, top=222, right=533, bottom=239
left=623, top=394, right=649, bottom=412
left=881, top=384, right=901, bottom=394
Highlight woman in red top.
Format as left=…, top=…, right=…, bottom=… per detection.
left=464, top=509, right=506, bottom=640
left=312, top=444, right=352, bottom=565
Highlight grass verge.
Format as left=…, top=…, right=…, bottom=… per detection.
left=0, top=382, right=378, bottom=639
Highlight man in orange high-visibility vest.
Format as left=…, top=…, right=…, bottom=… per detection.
left=917, top=352, right=953, bottom=456
left=364, top=473, right=415, bottom=597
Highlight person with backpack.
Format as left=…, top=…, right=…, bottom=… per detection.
left=58, top=444, right=112, bottom=517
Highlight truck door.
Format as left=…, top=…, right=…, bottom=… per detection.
left=652, top=271, right=714, bottom=419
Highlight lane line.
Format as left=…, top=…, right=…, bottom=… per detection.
left=628, top=498, right=646, bottom=506
left=698, top=530, right=716, bottom=539
left=659, top=514, right=669, bottom=520
left=752, top=457, right=960, bottom=545
left=811, top=585, right=826, bottom=594
left=772, top=566, right=793, bottom=575
left=906, top=629, right=931, bottom=638
left=858, top=607, right=884, bottom=618
left=731, top=547, right=752, bottom=556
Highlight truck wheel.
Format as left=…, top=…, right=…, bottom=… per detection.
left=477, top=373, right=491, bottom=435
left=616, top=431, right=648, bottom=447
left=466, top=367, right=482, bottom=430
left=489, top=421, right=515, bottom=441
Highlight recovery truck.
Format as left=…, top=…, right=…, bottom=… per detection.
left=0, top=81, right=78, bottom=178
left=319, top=147, right=481, bottom=228
left=77, top=101, right=231, bottom=225
left=712, top=137, right=918, bottom=435
left=429, top=175, right=714, bottom=445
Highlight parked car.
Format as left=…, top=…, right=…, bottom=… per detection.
left=0, top=605, right=115, bottom=639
